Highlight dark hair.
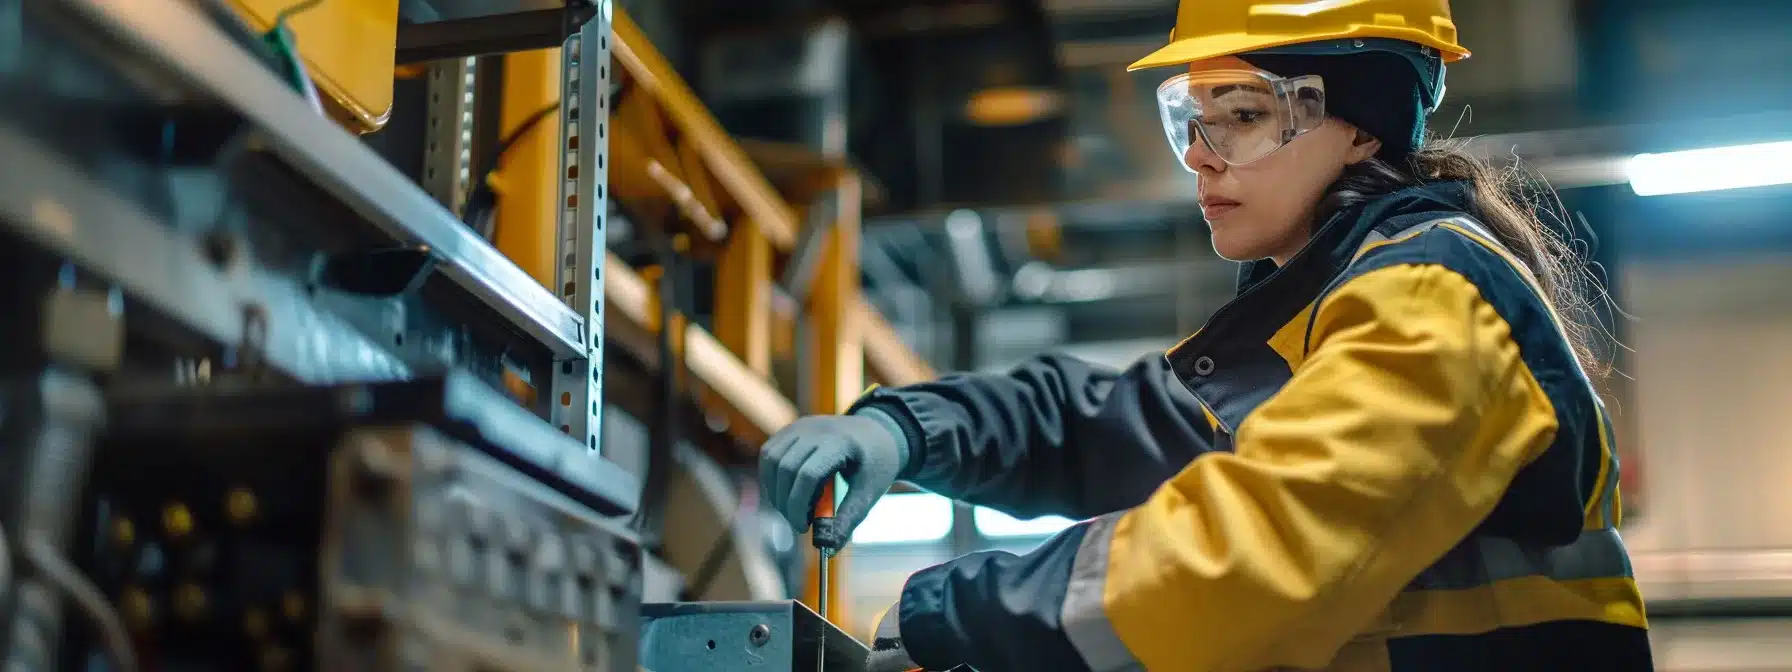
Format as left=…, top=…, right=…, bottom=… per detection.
left=1316, top=137, right=1611, bottom=380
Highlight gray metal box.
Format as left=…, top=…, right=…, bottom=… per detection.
left=640, top=600, right=871, bottom=671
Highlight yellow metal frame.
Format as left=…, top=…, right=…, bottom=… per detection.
left=491, top=47, right=564, bottom=288
left=610, top=11, right=800, bottom=250
left=486, top=7, right=938, bottom=632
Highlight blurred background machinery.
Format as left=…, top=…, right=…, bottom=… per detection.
left=2, top=0, right=1792, bottom=670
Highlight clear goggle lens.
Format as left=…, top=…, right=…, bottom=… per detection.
left=1155, top=70, right=1327, bottom=169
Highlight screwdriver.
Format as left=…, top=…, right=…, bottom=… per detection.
left=811, top=480, right=848, bottom=671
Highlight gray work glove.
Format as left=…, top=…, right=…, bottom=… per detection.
left=758, top=408, right=910, bottom=539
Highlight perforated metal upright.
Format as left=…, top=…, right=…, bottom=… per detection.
left=421, top=57, right=478, bottom=216
left=550, top=3, right=611, bottom=455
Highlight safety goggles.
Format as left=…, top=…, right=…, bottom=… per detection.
left=1154, top=70, right=1327, bottom=169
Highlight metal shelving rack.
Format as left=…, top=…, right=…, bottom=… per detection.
left=41, top=0, right=621, bottom=468
left=551, top=11, right=613, bottom=457
left=403, top=0, right=617, bottom=458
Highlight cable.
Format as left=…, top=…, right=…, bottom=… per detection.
left=259, top=0, right=327, bottom=110
left=466, top=77, right=633, bottom=241
left=463, top=102, right=561, bottom=241
left=631, top=223, right=681, bottom=543
left=272, top=0, right=325, bottom=25
left=495, top=103, right=562, bottom=159
left=20, top=532, right=138, bottom=672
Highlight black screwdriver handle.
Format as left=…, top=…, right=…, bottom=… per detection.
left=812, top=516, right=847, bottom=553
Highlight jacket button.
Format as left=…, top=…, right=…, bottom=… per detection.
left=1193, top=356, right=1216, bottom=376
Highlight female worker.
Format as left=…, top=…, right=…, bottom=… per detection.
left=759, top=1, right=1650, bottom=669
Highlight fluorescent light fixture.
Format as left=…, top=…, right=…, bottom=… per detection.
left=1627, top=140, right=1792, bottom=196
left=973, top=507, right=1077, bottom=539
left=851, top=493, right=954, bottom=545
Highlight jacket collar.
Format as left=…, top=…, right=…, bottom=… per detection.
left=1232, top=180, right=1477, bottom=296
left=1166, top=181, right=1478, bottom=434
left=1165, top=180, right=1479, bottom=435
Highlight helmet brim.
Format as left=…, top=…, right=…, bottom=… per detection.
left=1127, top=28, right=1470, bottom=73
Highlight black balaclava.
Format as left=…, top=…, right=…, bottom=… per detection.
left=1237, top=51, right=1429, bottom=162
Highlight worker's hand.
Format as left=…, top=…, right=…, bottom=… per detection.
left=758, top=408, right=910, bottom=541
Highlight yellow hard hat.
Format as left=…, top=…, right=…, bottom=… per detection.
left=1127, top=0, right=1470, bottom=72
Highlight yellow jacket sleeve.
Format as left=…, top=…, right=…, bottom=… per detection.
left=1085, top=263, right=1560, bottom=670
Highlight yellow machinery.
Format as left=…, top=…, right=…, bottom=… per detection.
left=226, top=0, right=400, bottom=132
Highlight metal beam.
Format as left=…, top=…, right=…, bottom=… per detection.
left=396, top=6, right=594, bottom=63
left=0, top=126, right=410, bottom=384
left=59, top=0, right=590, bottom=359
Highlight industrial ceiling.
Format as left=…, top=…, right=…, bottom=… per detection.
left=643, top=0, right=1792, bottom=368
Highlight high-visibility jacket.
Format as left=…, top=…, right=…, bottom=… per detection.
left=849, top=181, right=1650, bottom=671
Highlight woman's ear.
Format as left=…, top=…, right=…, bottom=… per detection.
left=1346, top=129, right=1383, bottom=164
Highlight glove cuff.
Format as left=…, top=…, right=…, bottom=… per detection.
left=849, top=402, right=919, bottom=479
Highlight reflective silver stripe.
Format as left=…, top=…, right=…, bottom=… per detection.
left=1408, top=527, right=1634, bottom=591
left=1353, top=215, right=1497, bottom=261
left=1437, top=215, right=1499, bottom=246
left=1060, top=513, right=1145, bottom=672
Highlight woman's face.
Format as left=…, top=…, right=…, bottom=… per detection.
left=1182, top=56, right=1381, bottom=265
